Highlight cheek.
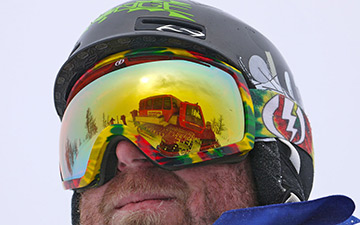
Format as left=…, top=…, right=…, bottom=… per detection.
left=174, top=163, right=255, bottom=215
left=174, top=167, right=223, bottom=211
left=81, top=185, right=107, bottom=205
left=79, top=185, right=108, bottom=224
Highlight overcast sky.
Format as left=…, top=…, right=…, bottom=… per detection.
left=1, top=0, right=359, bottom=224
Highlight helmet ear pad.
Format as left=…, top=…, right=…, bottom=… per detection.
left=249, top=139, right=314, bottom=205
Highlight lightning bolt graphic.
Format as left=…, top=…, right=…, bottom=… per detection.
left=282, top=98, right=298, bottom=141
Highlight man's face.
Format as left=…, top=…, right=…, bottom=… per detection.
left=79, top=141, right=257, bottom=225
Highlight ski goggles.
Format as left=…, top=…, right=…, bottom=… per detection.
left=59, top=48, right=256, bottom=190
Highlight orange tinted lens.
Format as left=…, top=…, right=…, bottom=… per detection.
left=59, top=60, right=245, bottom=188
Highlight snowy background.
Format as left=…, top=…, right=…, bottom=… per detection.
left=1, top=0, right=359, bottom=224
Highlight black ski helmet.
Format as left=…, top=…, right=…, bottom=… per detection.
left=54, top=0, right=305, bottom=117
left=54, top=0, right=313, bottom=223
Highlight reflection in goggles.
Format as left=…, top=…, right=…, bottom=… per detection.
left=135, top=94, right=219, bottom=156
left=60, top=51, right=255, bottom=190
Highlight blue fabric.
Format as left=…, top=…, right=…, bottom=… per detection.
left=214, top=195, right=359, bottom=225
left=343, top=216, right=360, bottom=225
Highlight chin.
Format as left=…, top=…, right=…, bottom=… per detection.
left=110, top=208, right=185, bottom=225
left=108, top=200, right=189, bottom=225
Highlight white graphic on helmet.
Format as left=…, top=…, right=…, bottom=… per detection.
left=263, top=94, right=306, bottom=144
left=284, top=71, right=295, bottom=99
left=248, top=51, right=295, bottom=101
left=156, top=24, right=205, bottom=38
left=263, top=95, right=284, bottom=138
left=283, top=98, right=298, bottom=141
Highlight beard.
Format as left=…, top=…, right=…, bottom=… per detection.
left=102, top=167, right=192, bottom=225
left=79, top=160, right=257, bottom=225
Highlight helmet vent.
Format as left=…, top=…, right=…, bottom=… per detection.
left=135, top=17, right=206, bottom=39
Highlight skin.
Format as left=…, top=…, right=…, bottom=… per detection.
left=79, top=141, right=257, bottom=225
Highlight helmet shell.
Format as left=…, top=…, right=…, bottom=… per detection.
left=54, top=0, right=302, bottom=118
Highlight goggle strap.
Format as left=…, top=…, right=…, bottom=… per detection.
left=251, top=89, right=313, bottom=156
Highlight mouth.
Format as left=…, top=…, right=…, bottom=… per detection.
left=115, top=195, right=176, bottom=211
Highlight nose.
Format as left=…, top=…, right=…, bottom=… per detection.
left=116, top=141, right=153, bottom=172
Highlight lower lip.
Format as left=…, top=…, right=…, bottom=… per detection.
left=118, top=199, right=175, bottom=211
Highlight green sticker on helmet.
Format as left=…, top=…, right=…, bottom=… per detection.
left=93, top=0, right=195, bottom=24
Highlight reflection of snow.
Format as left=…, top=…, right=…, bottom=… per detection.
left=63, top=137, right=95, bottom=181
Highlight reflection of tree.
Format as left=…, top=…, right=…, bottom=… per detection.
left=85, top=108, right=98, bottom=140
left=65, top=138, right=79, bottom=175
left=211, top=115, right=226, bottom=135
left=101, top=112, right=129, bottom=127
left=121, top=115, right=127, bottom=125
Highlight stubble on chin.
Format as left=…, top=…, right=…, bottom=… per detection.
left=108, top=207, right=183, bottom=225
left=80, top=167, right=192, bottom=225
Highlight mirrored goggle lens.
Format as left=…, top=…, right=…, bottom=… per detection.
left=60, top=59, right=247, bottom=189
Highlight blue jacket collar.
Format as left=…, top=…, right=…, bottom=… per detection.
left=214, top=195, right=359, bottom=225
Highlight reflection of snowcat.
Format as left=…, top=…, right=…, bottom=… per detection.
left=134, top=95, right=220, bottom=156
